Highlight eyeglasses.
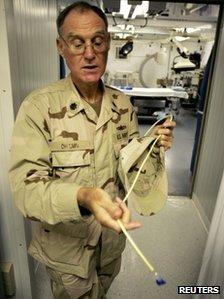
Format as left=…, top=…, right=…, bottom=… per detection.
left=59, top=33, right=109, bottom=55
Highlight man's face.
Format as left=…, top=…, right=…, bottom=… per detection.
left=57, top=10, right=109, bottom=86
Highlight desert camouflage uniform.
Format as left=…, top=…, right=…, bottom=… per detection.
left=9, top=75, right=141, bottom=298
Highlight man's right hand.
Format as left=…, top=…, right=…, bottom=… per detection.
left=77, top=187, right=141, bottom=233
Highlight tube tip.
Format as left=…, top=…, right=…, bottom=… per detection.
left=156, top=277, right=166, bottom=286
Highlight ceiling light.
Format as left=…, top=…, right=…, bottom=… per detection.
left=185, top=4, right=194, bottom=10
left=174, top=24, right=212, bottom=35
left=175, top=36, right=190, bottom=42
left=120, top=0, right=132, bottom=19
left=186, top=28, right=201, bottom=34
left=131, top=1, right=149, bottom=19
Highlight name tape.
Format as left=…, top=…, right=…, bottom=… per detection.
left=50, top=140, right=91, bottom=152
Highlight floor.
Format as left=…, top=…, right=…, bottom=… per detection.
left=139, top=107, right=197, bottom=196
left=166, top=108, right=197, bottom=196
left=107, top=197, right=207, bottom=299
left=35, top=197, right=207, bottom=299
left=34, top=107, right=208, bottom=299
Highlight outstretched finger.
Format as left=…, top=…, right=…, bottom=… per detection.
left=123, top=221, right=141, bottom=231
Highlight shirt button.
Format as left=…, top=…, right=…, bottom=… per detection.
left=70, top=103, right=77, bottom=110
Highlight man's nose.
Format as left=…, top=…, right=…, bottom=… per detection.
left=83, top=43, right=95, bottom=59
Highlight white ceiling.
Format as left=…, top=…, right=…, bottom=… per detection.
left=103, top=1, right=219, bottom=41
left=59, top=1, right=219, bottom=42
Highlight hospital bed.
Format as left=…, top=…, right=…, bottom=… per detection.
left=118, top=87, right=188, bottom=119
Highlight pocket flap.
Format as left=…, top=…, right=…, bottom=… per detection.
left=52, top=150, right=91, bottom=167
left=50, top=140, right=92, bottom=167
left=43, top=221, right=88, bottom=238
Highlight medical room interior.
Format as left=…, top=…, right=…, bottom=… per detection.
left=1, top=0, right=224, bottom=298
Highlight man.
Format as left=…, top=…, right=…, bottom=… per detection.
left=9, top=2, right=175, bottom=298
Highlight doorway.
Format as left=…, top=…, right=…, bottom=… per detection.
left=104, top=1, right=220, bottom=196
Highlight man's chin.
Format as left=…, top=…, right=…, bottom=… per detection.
left=81, top=74, right=102, bottom=85
left=71, top=69, right=105, bottom=86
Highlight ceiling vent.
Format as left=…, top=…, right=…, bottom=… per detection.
left=148, top=2, right=167, bottom=15
left=128, top=0, right=142, bottom=4
left=103, top=0, right=120, bottom=13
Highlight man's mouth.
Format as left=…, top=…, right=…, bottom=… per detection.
left=83, top=65, right=98, bottom=69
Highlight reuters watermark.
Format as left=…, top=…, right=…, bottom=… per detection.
left=178, top=286, right=220, bottom=295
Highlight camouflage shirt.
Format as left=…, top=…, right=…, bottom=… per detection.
left=9, top=74, right=139, bottom=277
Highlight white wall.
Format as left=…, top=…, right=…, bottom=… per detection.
left=0, top=1, right=32, bottom=298
left=0, top=0, right=58, bottom=298
left=5, top=0, right=59, bottom=116
left=106, top=39, right=213, bottom=87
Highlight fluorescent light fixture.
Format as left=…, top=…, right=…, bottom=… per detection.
left=175, top=36, right=190, bottom=42
left=120, top=0, right=132, bottom=19
left=185, top=4, right=194, bottom=9
left=186, top=24, right=213, bottom=34
left=131, top=1, right=149, bottom=19
left=186, top=27, right=201, bottom=34
left=198, top=24, right=212, bottom=30
left=174, top=24, right=212, bottom=34
left=113, top=0, right=152, bottom=20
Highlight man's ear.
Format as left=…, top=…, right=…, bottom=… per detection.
left=56, top=38, right=64, bottom=56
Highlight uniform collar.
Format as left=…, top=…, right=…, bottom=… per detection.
left=96, top=85, right=124, bottom=130
left=64, top=74, right=86, bottom=118
left=64, top=74, right=122, bottom=128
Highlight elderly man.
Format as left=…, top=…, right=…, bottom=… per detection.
left=9, top=1, right=175, bottom=298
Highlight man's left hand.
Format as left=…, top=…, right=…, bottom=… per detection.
left=154, top=118, right=176, bottom=151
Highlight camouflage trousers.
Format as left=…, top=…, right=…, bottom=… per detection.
left=46, top=256, right=121, bottom=299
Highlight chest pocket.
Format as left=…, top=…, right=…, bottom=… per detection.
left=50, top=140, right=92, bottom=185
left=52, top=150, right=91, bottom=167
